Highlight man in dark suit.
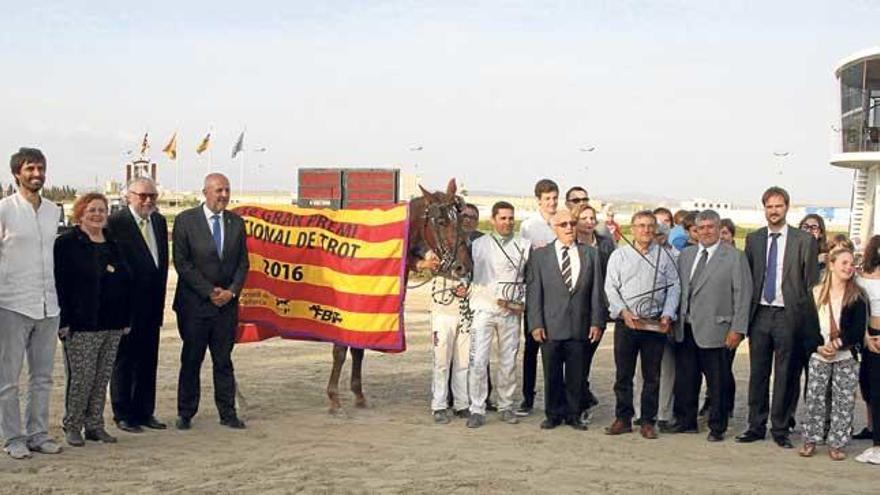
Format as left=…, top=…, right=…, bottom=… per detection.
left=527, top=208, right=606, bottom=430
left=173, top=173, right=249, bottom=430
left=736, top=186, right=819, bottom=448
left=672, top=209, right=752, bottom=442
left=109, top=177, right=169, bottom=433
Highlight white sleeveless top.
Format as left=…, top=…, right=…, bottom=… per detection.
left=855, top=275, right=880, bottom=317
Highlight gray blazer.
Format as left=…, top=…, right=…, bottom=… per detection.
left=675, top=243, right=752, bottom=348
left=526, top=241, right=607, bottom=341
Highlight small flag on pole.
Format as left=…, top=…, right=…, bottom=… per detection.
left=196, top=133, right=211, bottom=155
left=162, top=132, right=178, bottom=160
left=231, top=131, right=245, bottom=159
left=139, top=133, right=149, bottom=155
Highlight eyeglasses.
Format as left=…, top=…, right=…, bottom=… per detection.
left=461, top=214, right=478, bottom=220
left=555, top=221, right=577, bottom=228
left=568, top=197, right=589, bottom=204
left=130, top=191, right=158, bottom=201
left=801, top=224, right=820, bottom=232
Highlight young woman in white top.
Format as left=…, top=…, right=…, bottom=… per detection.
left=855, top=236, right=880, bottom=464
left=799, top=247, right=867, bottom=460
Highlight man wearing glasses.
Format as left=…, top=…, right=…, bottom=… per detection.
left=526, top=208, right=606, bottom=430
left=604, top=211, right=680, bottom=439
left=108, top=177, right=169, bottom=433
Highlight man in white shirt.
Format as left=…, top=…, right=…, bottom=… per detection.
left=517, top=179, right=558, bottom=416
left=466, top=202, right=530, bottom=428
left=0, top=148, right=63, bottom=459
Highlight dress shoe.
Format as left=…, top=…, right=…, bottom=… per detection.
left=64, top=428, right=85, bottom=447
left=115, top=420, right=143, bottom=433
left=142, top=417, right=167, bottom=430
left=220, top=416, right=246, bottom=429
left=707, top=431, right=725, bottom=442
left=540, top=418, right=561, bottom=430
left=773, top=436, right=794, bottom=449
left=175, top=417, right=192, bottom=430
left=735, top=430, right=765, bottom=443
left=853, top=427, right=873, bottom=440
left=669, top=422, right=699, bottom=434
left=604, top=418, right=633, bottom=435
left=85, top=428, right=117, bottom=443
left=640, top=424, right=658, bottom=439
left=566, top=418, right=588, bottom=431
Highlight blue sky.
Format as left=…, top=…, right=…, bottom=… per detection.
left=2, top=0, right=878, bottom=204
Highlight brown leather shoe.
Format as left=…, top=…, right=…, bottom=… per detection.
left=640, top=423, right=658, bottom=439
left=604, top=418, right=633, bottom=435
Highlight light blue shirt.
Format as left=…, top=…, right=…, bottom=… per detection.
left=605, top=243, right=680, bottom=320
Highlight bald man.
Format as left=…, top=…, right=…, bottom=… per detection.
left=172, top=173, right=249, bottom=430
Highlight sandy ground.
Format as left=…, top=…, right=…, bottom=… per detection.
left=0, top=271, right=878, bottom=494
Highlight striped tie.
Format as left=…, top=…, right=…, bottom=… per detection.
left=561, top=246, right=572, bottom=291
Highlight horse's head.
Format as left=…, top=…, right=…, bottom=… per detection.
left=409, top=178, right=473, bottom=280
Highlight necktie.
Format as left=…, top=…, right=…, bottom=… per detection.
left=212, top=214, right=223, bottom=258
left=763, top=233, right=781, bottom=304
left=691, top=248, right=708, bottom=283
left=561, top=246, right=572, bottom=292
left=138, top=218, right=149, bottom=240
left=139, top=218, right=158, bottom=266
left=688, top=249, right=709, bottom=316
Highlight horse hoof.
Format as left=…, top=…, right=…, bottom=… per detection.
left=328, top=406, right=349, bottom=418
left=354, top=398, right=368, bottom=409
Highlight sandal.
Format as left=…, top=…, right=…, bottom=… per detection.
left=828, top=447, right=846, bottom=461
left=798, top=442, right=816, bottom=457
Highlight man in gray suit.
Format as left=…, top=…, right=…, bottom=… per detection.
left=736, top=186, right=819, bottom=448
left=527, top=209, right=606, bottom=430
left=672, top=210, right=752, bottom=442
left=173, top=173, right=249, bottom=430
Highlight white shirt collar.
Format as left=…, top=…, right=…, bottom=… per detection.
left=203, top=203, right=224, bottom=222
left=767, top=225, right=788, bottom=238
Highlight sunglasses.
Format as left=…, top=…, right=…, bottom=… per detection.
left=130, top=192, right=158, bottom=201
left=555, top=221, right=578, bottom=228
left=568, top=197, right=589, bottom=204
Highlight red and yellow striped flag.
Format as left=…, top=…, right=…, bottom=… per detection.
left=232, top=204, right=410, bottom=352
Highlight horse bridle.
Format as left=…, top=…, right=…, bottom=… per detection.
left=421, top=195, right=469, bottom=277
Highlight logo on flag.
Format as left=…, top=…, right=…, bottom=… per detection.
left=233, top=204, right=410, bottom=352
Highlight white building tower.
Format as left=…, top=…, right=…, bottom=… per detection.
left=831, top=47, right=880, bottom=243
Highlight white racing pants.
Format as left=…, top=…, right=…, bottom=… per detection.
left=468, top=308, right=520, bottom=415
left=430, top=312, right=470, bottom=412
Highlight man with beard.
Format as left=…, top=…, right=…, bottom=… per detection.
left=0, top=148, right=63, bottom=459
left=109, top=177, right=169, bottom=433
left=736, top=186, right=819, bottom=449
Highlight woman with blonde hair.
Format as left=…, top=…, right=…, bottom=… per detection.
left=799, top=247, right=866, bottom=460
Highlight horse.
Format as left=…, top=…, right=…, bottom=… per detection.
left=326, top=178, right=473, bottom=414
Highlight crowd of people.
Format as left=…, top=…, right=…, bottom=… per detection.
left=424, top=178, right=880, bottom=465
left=0, top=148, right=247, bottom=460
left=1, top=146, right=879, bottom=468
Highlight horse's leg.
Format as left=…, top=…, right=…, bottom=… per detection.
left=327, top=344, right=347, bottom=414
left=350, top=348, right=368, bottom=408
